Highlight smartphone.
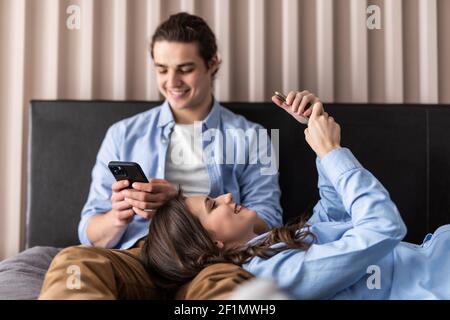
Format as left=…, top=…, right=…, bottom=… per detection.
left=274, top=91, right=288, bottom=104
left=108, top=161, right=149, bottom=187
left=274, top=91, right=312, bottom=112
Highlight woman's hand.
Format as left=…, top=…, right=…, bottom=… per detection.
left=304, top=102, right=341, bottom=159
left=272, top=90, right=320, bottom=124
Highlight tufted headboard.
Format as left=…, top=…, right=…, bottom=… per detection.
left=26, top=101, right=450, bottom=248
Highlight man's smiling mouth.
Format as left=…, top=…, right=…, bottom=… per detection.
left=168, top=88, right=190, bottom=98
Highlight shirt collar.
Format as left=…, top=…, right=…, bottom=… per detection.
left=246, top=232, right=270, bottom=246
left=157, top=98, right=221, bottom=130
left=202, top=98, right=221, bottom=130
left=157, top=100, right=175, bottom=128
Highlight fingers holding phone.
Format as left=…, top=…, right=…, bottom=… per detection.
left=108, top=161, right=155, bottom=220
left=122, top=179, right=178, bottom=220
left=304, top=102, right=341, bottom=159
left=272, top=90, right=320, bottom=124
left=108, top=161, right=177, bottom=220
left=110, top=179, right=135, bottom=225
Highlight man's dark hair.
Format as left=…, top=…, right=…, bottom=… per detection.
left=150, top=12, right=219, bottom=76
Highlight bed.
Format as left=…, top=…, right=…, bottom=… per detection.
left=1, top=101, right=449, bottom=299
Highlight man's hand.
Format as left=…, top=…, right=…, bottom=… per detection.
left=304, top=102, right=341, bottom=159
left=121, top=178, right=177, bottom=219
left=109, top=180, right=135, bottom=226
left=272, top=90, right=320, bottom=124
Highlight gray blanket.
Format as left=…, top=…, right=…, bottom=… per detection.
left=0, top=246, right=61, bottom=300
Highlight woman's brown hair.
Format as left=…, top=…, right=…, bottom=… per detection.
left=141, top=191, right=316, bottom=297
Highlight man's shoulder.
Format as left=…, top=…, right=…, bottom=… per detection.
left=109, top=104, right=163, bottom=131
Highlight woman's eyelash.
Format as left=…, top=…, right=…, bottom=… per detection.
left=208, top=199, right=217, bottom=210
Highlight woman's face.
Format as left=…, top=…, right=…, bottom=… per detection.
left=185, top=193, right=258, bottom=249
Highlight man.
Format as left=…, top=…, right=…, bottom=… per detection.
left=80, top=12, right=282, bottom=250
left=39, top=12, right=281, bottom=299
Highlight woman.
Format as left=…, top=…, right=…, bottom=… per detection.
left=141, top=94, right=450, bottom=299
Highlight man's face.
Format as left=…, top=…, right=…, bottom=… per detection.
left=153, top=41, right=216, bottom=112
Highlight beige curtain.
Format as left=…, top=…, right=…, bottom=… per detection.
left=0, top=0, right=449, bottom=259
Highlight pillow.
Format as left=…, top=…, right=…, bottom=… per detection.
left=229, top=278, right=291, bottom=299
left=0, top=246, right=61, bottom=299
left=175, top=263, right=254, bottom=300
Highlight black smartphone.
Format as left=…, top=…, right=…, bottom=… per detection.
left=108, top=161, right=149, bottom=187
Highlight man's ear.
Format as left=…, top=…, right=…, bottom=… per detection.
left=214, top=240, right=224, bottom=249
left=208, top=54, right=221, bottom=77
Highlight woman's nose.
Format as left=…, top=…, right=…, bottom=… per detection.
left=216, top=193, right=233, bottom=204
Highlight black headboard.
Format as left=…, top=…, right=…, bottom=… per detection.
left=26, top=101, right=450, bottom=248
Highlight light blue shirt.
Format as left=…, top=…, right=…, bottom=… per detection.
left=245, top=147, right=428, bottom=299
left=246, top=147, right=450, bottom=299
left=79, top=100, right=282, bottom=249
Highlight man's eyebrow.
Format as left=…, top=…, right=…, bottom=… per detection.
left=154, top=62, right=195, bottom=68
left=177, top=62, right=195, bottom=68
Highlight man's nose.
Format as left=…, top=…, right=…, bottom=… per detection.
left=167, top=70, right=182, bottom=87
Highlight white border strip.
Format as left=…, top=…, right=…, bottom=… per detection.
left=112, top=0, right=127, bottom=100
left=180, top=0, right=195, bottom=13
left=35, top=0, right=59, bottom=98
left=146, top=0, right=161, bottom=100
left=249, top=0, right=265, bottom=101
left=214, top=0, right=231, bottom=101
left=385, top=0, right=404, bottom=103
left=316, top=0, right=334, bottom=102
left=419, top=0, right=438, bottom=103
left=79, top=0, right=93, bottom=99
left=350, top=0, right=368, bottom=102
left=282, top=0, right=299, bottom=94
left=5, top=0, right=26, bottom=256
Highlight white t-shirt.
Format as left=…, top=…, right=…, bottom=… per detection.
left=165, top=123, right=210, bottom=196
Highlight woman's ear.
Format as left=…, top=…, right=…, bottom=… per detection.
left=214, top=240, right=224, bottom=249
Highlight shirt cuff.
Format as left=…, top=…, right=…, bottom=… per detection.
left=319, top=147, right=363, bottom=186
left=78, top=214, right=96, bottom=246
